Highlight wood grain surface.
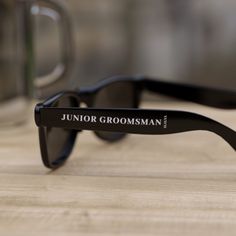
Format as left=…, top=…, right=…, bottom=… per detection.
left=0, top=102, right=235, bottom=236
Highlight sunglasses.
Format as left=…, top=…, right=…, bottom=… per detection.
left=35, top=76, right=236, bottom=169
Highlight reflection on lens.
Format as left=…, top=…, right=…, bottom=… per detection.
left=93, top=81, right=135, bottom=141
left=46, top=96, right=77, bottom=166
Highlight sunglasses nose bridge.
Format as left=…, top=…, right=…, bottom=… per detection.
left=78, top=89, right=95, bottom=107
left=134, top=82, right=144, bottom=108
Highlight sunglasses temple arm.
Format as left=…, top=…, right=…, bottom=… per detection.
left=138, top=77, right=236, bottom=110
left=36, top=107, right=236, bottom=151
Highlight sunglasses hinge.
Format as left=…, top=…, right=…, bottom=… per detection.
left=34, top=103, right=44, bottom=127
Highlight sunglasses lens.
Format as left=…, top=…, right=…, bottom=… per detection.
left=45, top=95, right=78, bottom=168
left=93, top=81, right=136, bottom=141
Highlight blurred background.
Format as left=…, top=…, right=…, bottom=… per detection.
left=35, top=0, right=236, bottom=90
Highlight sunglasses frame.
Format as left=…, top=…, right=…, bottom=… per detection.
left=36, top=92, right=80, bottom=168
left=35, top=76, right=236, bottom=169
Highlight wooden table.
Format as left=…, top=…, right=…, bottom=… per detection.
left=0, top=102, right=235, bottom=236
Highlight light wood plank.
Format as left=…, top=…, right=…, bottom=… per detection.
left=0, top=102, right=235, bottom=235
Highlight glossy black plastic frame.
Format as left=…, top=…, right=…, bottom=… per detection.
left=35, top=76, right=236, bottom=169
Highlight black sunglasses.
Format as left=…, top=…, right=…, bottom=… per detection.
left=35, top=76, right=236, bottom=169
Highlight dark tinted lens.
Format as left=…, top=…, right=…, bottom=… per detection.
left=93, top=81, right=136, bottom=141
left=94, top=81, right=135, bottom=108
left=46, top=96, right=77, bottom=167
